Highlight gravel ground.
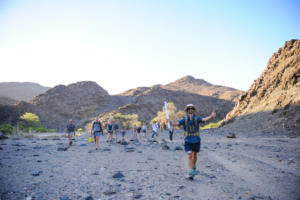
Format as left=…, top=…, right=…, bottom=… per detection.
left=0, top=129, right=299, bottom=200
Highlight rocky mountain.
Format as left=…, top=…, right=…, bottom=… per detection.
left=163, top=76, right=243, bottom=102
left=98, top=85, right=234, bottom=126
left=0, top=82, right=114, bottom=131
left=222, top=39, right=300, bottom=132
left=0, top=82, right=50, bottom=101
left=0, top=78, right=240, bottom=132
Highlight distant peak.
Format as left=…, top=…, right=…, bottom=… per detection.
left=180, top=75, right=195, bottom=81
left=175, top=75, right=210, bottom=85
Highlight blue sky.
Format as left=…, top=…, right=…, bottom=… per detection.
left=0, top=0, right=299, bottom=94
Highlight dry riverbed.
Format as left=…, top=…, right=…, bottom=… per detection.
left=0, top=129, right=299, bottom=200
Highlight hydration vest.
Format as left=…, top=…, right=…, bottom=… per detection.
left=184, top=116, right=200, bottom=137
left=93, top=122, right=102, bottom=132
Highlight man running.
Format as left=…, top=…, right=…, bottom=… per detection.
left=66, top=119, right=76, bottom=146
left=169, top=104, right=216, bottom=179
left=90, top=117, right=104, bottom=150
left=151, top=120, right=159, bottom=143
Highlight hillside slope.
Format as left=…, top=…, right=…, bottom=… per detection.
left=222, top=39, right=300, bottom=132
left=163, top=76, right=243, bottom=102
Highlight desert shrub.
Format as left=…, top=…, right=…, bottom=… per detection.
left=201, top=122, right=220, bottom=129
left=48, top=129, right=56, bottom=133
left=34, top=126, right=49, bottom=132
left=151, top=102, right=185, bottom=129
left=0, top=124, right=14, bottom=135
left=20, top=112, right=40, bottom=127
left=113, top=113, right=141, bottom=129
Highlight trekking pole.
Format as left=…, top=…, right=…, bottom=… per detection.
left=164, top=101, right=171, bottom=129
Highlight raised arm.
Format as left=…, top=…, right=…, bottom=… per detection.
left=202, top=111, right=216, bottom=122
left=168, top=119, right=180, bottom=127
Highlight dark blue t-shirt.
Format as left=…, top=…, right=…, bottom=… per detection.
left=113, top=124, right=119, bottom=130
left=107, top=124, right=113, bottom=132
left=66, top=124, right=75, bottom=133
left=178, top=115, right=203, bottom=143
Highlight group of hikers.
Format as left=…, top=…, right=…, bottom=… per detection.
left=66, top=103, right=216, bottom=179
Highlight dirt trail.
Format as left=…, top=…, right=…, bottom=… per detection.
left=0, top=129, right=299, bottom=200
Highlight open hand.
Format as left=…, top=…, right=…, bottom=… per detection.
left=211, top=111, right=216, bottom=118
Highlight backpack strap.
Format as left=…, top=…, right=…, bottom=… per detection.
left=184, top=116, right=200, bottom=137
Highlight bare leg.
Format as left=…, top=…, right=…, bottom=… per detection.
left=192, top=152, right=197, bottom=167
left=187, top=153, right=193, bottom=170
left=68, top=136, right=72, bottom=145
left=95, top=136, right=99, bottom=149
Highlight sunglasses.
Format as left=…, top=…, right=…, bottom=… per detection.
left=187, top=107, right=195, bottom=111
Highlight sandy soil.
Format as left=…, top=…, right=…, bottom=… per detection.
left=0, top=129, right=299, bottom=200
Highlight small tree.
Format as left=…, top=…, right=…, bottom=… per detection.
left=151, top=102, right=185, bottom=128
left=113, top=113, right=141, bottom=129
left=20, top=112, right=41, bottom=127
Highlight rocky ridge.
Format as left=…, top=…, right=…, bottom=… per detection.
left=163, top=75, right=243, bottom=102
left=99, top=85, right=233, bottom=126
left=0, top=78, right=236, bottom=132
left=222, top=39, right=300, bottom=132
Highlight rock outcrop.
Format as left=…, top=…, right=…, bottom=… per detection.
left=99, top=85, right=234, bottom=125
left=0, top=78, right=239, bottom=131
left=0, top=82, right=112, bottom=131
left=163, top=76, right=243, bottom=102
left=222, top=39, right=300, bottom=132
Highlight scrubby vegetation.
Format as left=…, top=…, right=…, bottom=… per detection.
left=18, top=112, right=56, bottom=133
left=113, top=113, right=142, bottom=129
left=0, top=112, right=56, bottom=137
left=151, top=102, right=185, bottom=129
left=0, top=124, right=14, bottom=135
left=201, top=122, right=220, bottom=129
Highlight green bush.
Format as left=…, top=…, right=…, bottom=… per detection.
left=17, top=125, right=56, bottom=133
left=113, top=113, right=141, bottom=129
left=77, top=128, right=83, bottom=132
left=201, top=122, right=220, bottom=129
left=151, top=102, right=185, bottom=129
left=0, top=124, right=14, bottom=135
left=34, top=126, right=49, bottom=132
left=48, top=129, right=56, bottom=133
left=20, top=112, right=40, bottom=127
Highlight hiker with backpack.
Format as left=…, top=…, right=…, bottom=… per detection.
left=107, top=120, right=114, bottom=142
left=90, top=117, right=104, bottom=150
left=66, top=119, right=76, bottom=146
left=133, top=124, right=137, bottom=138
left=151, top=120, right=159, bottom=143
left=121, top=127, right=126, bottom=141
left=168, top=104, right=216, bottom=179
left=113, top=123, right=119, bottom=141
